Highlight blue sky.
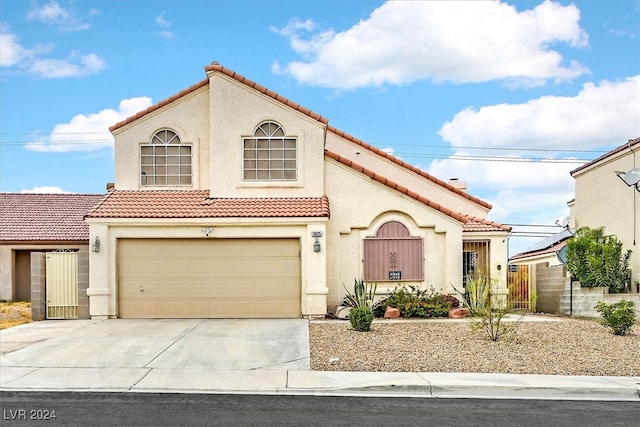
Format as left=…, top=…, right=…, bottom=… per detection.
left=1, top=0, right=639, bottom=255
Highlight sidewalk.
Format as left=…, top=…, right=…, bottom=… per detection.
left=1, top=320, right=639, bottom=401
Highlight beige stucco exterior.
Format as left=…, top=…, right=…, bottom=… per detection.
left=87, top=65, right=509, bottom=319
left=571, top=140, right=640, bottom=290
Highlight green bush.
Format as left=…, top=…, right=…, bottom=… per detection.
left=382, top=285, right=453, bottom=318
left=594, top=300, right=636, bottom=336
left=349, top=306, right=374, bottom=332
left=400, top=301, right=451, bottom=318
left=566, top=227, right=631, bottom=293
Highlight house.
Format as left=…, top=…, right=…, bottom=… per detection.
left=570, top=137, right=640, bottom=291
left=0, top=193, right=104, bottom=319
left=84, top=62, right=511, bottom=319
left=508, top=137, right=640, bottom=316
left=509, top=228, right=573, bottom=314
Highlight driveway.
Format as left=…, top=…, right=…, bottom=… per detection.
left=0, top=319, right=310, bottom=370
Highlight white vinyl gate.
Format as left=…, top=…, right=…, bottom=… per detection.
left=45, top=251, right=79, bottom=319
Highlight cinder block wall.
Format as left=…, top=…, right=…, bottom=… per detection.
left=30, top=249, right=91, bottom=321
left=77, top=249, right=90, bottom=319
left=30, top=252, right=46, bottom=321
left=535, top=263, right=566, bottom=315
left=561, top=283, right=640, bottom=318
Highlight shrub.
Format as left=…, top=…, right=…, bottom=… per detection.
left=594, top=300, right=636, bottom=336
left=349, top=306, right=374, bottom=332
left=343, top=278, right=380, bottom=310
left=382, top=285, right=453, bottom=318
left=400, top=301, right=451, bottom=318
left=437, top=294, right=460, bottom=308
left=453, top=276, right=525, bottom=342
left=566, top=227, right=631, bottom=293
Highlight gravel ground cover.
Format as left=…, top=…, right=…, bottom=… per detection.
left=309, top=317, right=640, bottom=376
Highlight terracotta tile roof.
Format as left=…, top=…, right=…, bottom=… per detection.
left=110, top=79, right=209, bottom=132
left=571, top=137, right=640, bottom=176
left=0, top=193, right=104, bottom=242
left=205, top=62, right=329, bottom=125
left=109, top=62, right=328, bottom=132
left=325, top=150, right=510, bottom=232
left=328, top=126, right=492, bottom=210
left=84, top=190, right=330, bottom=219
left=461, top=217, right=512, bottom=233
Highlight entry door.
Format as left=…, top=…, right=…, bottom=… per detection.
left=45, top=251, right=79, bottom=319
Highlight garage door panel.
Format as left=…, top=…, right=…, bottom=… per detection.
left=118, top=238, right=301, bottom=318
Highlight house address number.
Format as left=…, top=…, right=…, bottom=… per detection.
left=388, top=271, right=402, bottom=280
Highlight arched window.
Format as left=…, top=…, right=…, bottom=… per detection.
left=243, top=121, right=297, bottom=181
left=141, top=128, right=192, bottom=186
left=363, top=221, right=424, bottom=281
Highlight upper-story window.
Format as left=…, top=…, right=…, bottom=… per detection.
left=141, top=128, right=192, bottom=186
left=243, top=121, right=297, bottom=181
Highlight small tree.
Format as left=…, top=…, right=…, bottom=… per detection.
left=565, top=227, right=631, bottom=293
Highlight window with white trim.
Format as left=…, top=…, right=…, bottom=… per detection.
left=243, top=121, right=297, bottom=181
left=141, top=129, right=192, bottom=186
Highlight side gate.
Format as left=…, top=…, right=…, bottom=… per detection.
left=507, top=264, right=530, bottom=310
left=45, top=251, right=79, bottom=319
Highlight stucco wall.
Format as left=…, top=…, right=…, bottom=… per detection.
left=87, top=219, right=328, bottom=319
left=113, top=87, right=211, bottom=191
left=572, top=147, right=640, bottom=291
left=208, top=72, right=326, bottom=198
left=0, top=244, right=89, bottom=302
left=325, top=131, right=490, bottom=219
left=324, top=158, right=465, bottom=306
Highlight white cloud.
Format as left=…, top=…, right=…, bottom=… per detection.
left=26, top=1, right=92, bottom=32
left=428, top=76, right=640, bottom=229
left=439, top=76, right=640, bottom=151
left=273, top=1, right=589, bottom=89
left=155, top=12, right=175, bottom=39
left=0, top=29, right=105, bottom=78
left=20, top=186, right=71, bottom=194
left=0, top=31, right=30, bottom=66
left=28, top=52, right=106, bottom=78
left=25, top=97, right=154, bottom=153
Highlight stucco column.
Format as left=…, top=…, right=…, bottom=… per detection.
left=86, top=224, right=114, bottom=319
left=303, top=224, right=328, bottom=318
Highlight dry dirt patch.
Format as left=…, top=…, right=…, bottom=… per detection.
left=310, top=317, right=640, bottom=376
left=0, top=301, right=32, bottom=330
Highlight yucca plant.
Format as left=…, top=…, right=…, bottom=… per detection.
left=343, top=278, right=379, bottom=310
left=453, top=275, right=490, bottom=315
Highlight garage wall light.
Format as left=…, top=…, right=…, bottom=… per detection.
left=92, top=236, right=101, bottom=253
left=201, top=227, right=214, bottom=237
left=313, top=238, right=321, bottom=252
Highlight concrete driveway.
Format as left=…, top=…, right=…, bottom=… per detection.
left=0, top=319, right=310, bottom=371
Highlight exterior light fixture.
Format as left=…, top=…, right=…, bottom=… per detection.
left=313, top=238, right=321, bottom=252
left=92, top=236, right=101, bottom=253
left=201, top=227, right=214, bottom=237
left=615, top=168, right=640, bottom=192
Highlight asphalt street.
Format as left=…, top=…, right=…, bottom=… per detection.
left=1, top=392, right=639, bottom=427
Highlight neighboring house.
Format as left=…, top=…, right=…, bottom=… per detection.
left=0, top=193, right=104, bottom=319
left=510, top=228, right=573, bottom=268
left=570, top=137, right=640, bottom=291
left=85, top=63, right=511, bottom=320
left=508, top=137, right=640, bottom=315
left=509, top=228, right=573, bottom=314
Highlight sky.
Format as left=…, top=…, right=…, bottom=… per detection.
left=1, top=0, right=639, bottom=256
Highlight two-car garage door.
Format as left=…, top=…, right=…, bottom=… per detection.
left=117, top=238, right=301, bottom=318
